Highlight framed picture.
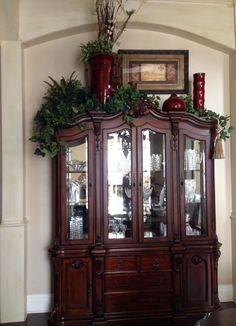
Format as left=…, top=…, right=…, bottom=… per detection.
left=118, top=50, right=189, bottom=94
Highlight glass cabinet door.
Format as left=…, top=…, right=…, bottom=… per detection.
left=184, top=137, right=207, bottom=236
left=106, top=129, right=133, bottom=240
left=66, top=137, right=89, bottom=240
left=142, top=129, right=167, bottom=239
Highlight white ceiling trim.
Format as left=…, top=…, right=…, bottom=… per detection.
left=145, top=0, right=233, bottom=6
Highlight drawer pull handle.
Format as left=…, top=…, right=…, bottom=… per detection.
left=71, top=260, right=85, bottom=269
left=152, top=258, right=160, bottom=268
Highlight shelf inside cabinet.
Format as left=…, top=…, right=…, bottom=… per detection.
left=67, top=170, right=87, bottom=174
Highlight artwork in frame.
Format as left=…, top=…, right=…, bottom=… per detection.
left=118, top=50, right=189, bottom=94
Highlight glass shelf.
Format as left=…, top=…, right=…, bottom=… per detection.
left=67, top=170, right=87, bottom=174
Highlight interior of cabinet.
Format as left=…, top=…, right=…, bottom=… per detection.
left=66, top=137, right=88, bottom=241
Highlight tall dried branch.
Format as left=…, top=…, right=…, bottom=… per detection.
left=113, top=9, right=135, bottom=43
left=95, top=0, right=135, bottom=43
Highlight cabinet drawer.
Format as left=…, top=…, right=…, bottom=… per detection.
left=105, top=256, right=137, bottom=272
left=105, top=272, right=172, bottom=292
left=140, top=254, right=171, bottom=270
left=105, top=292, right=172, bottom=313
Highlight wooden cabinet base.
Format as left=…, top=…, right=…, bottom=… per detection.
left=48, top=313, right=206, bottom=326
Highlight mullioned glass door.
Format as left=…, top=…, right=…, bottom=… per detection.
left=104, top=125, right=171, bottom=243
left=105, top=129, right=135, bottom=241
left=183, top=136, right=207, bottom=237
left=141, top=129, right=167, bottom=239
left=65, top=137, right=89, bottom=241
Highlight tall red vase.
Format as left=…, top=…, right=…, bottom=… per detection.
left=193, top=73, right=205, bottom=109
left=89, top=54, right=113, bottom=104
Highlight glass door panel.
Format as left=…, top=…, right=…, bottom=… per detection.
left=184, top=137, right=207, bottom=236
left=142, top=129, right=167, bottom=238
left=107, top=130, right=132, bottom=239
left=66, top=137, right=88, bottom=240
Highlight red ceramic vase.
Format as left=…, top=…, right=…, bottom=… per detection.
left=89, top=54, right=113, bottom=104
left=193, top=73, right=205, bottom=109
left=162, top=93, right=186, bottom=112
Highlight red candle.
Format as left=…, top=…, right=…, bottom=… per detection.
left=193, top=73, right=205, bottom=109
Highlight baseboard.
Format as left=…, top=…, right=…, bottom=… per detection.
left=27, top=294, right=52, bottom=313
left=27, top=286, right=233, bottom=313
left=218, top=284, right=234, bottom=302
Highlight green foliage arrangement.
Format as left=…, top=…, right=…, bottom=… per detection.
left=30, top=73, right=160, bottom=157
left=80, top=0, right=135, bottom=63
left=30, top=75, right=233, bottom=158
left=80, top=35, right=113, bottom=63
left=184, top=95, right=234, bottom=140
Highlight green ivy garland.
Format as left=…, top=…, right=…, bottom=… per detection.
left=30, top=74, right=233, bottom=158
left=184, top=95, right=234, bottom=140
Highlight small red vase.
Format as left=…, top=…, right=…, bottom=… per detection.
left=162, top=93, right=186, bottom=112
left=89, top=54, right=113, bottom=104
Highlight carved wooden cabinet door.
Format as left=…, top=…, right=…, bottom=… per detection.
left=137, top=124, right=173, bottom=243
left=103, top=127, right=137, bottom=243
left=184, top=253, right=212, bottom=308
left=178, top=123, right=215, bottom=241
left=178, top=119, right=216, bottom=310
left=61, top=257, right=92, bottom=317
left=102, top=118, right=172, bottom=244
left=57, top=127, right=95, bottom=245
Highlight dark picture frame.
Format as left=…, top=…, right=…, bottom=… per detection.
left=118, top=49, right=189, bottom=94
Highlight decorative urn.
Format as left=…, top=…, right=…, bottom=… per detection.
left=162, top=93, right=186, bottom=112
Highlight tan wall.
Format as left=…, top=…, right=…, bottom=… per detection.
left=24, top=29, right=232, bottom=299
left=0, top=0, right=19, bottom=41
left=230, top=51, right=236, bottom=301
left=24, top=32, right=90, bottom=297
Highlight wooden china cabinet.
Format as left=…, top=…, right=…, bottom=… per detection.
left=49, top=107, right=221, bottom=325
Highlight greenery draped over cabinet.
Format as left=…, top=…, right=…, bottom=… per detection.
left=30, top=73, right=233, bottom=158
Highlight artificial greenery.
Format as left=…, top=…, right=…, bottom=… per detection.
left=30, top=73, right=100, bottom=157
left=30, top=73, right=160, bottom=157
left=105, top=84, right=160, bottom=124
left=80, top=35, right=113, bottom=63
left=184, top=95, right=234, bottom=140
left=30, top=73, right=233, bottom=158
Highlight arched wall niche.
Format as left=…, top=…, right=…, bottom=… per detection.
left=19, top=0, right=236, bottom=50
left=24, top=27, right=233, bottom=309
left=22, top=22, right=235, bottom=55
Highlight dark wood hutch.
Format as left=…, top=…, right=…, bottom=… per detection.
left=49, top=108, right=221, bottom=325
